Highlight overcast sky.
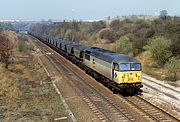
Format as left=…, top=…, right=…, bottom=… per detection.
left=0, top=0, right=180, bottom=21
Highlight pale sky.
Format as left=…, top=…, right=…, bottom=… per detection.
left=0, top=0, right=180, bottom=21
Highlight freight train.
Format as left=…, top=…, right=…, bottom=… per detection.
left=29, top=32, right=143, bottom=94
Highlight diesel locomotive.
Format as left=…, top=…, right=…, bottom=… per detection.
left=29, top=32, right=143, bottom=93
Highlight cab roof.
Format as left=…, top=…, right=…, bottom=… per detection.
left=86, top=47, right=140, bottom=64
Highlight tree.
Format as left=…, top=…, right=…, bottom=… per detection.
left=145, top=36, right=172, bottom=66
left=116, top=36, right=133, bottom=54
left=160, top=10, right=168, bottom=19
left=98, top=28, right=114, bottom=42
left=88, top=21, right=106, bottom=33
left=131, top=27, right=154, bottom=55
left=165, top=57, right=180, bottom=81
left=65, top=29, right=74, bottom=41
left=0, top=34, right=13, bottom=69
left=71, top=20, right=79, bottom=31
left=0, top=23, right=15, bottom=30
left=110, top=19, right=121, bottom=30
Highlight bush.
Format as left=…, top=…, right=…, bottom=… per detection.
left=165, top=57, right=180, bottom=81
left=98, top=28, right=114, bottom=42
left=0, top=32, right=13, bottom=69
left=88, top=21, right=106, bottom=33
left=115, top=36, right=133, bottom=54
left=110, top=19, right=121, bottom=30
left=18, top=36, right=26, bottom=52
left=145, top=36, right=172, bottom=66
left=90, top=34, right=98, bottom=41
left=64, top=29, right=74, bottom=41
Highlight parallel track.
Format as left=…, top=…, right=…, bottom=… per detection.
left=32, top=35, right=180, bottom=122
left=143, top=82, right=179, bottom=100
left=142, top=77, right=180, bottom=94
left=142, top=77, right=180, bottom=101
left=125, top=95, right=180, bottom=122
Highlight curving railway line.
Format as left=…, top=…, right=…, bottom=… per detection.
left=31, top=34, right=180, bottom=122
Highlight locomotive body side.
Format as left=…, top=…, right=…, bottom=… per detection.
left=84, top=53, right=112, bottom=80
left=83, top=47, right=142, bottom=90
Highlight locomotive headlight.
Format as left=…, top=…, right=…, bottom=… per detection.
left=122, top=74, right=125, bottom=79
left=138, top=76, right=141, bottom=80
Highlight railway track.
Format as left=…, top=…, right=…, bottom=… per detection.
left=142, top=77, right=180, bottom=94
left=32, top=35, right=180, bottom=122
left=125, top=95, right=180, bottom=122
left=141, top=77, right=180, bottom=121
left=143, top=81, right=179, bottom=100
left=142, top=77, right=180, bottom=101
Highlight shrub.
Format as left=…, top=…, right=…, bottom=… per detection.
left=0, top=33, right=13, bottom=69
left=110, top=19, right=121, bottom=30
left=165, top=57, right=180, bottom=81
left=98, top=28, right=114, bottom=42
left=18, top=36, right=26, bottom=52
left=115, top=36, right=133, bottom=54
left=145, top=36, right=172, bottom=66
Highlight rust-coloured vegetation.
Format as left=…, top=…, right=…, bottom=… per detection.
left=0, top=30, right=13, bottom=69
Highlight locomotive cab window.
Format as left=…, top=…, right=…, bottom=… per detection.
left=85, top=50, right=91, bottom=54
left=131, top=63, right=141, bottom=71
left=119, top=63, right=130, bottom=71
left=113, top=63, right=119, bottom=71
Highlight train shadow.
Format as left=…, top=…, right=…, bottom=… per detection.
left=113, top=89, right=143, bottom=97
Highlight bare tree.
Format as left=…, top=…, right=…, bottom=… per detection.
left=0, top=33, right=13, bottom=69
